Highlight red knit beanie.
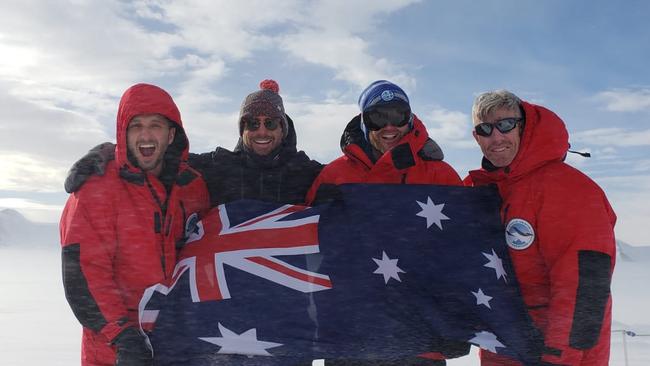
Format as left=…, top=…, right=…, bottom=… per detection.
left=238, top=79, right=288, bottom=138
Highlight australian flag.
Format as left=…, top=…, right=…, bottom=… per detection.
left=138, top=184, right=543, bottom=365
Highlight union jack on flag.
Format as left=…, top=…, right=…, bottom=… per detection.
left=140, top=202, right=332, bottom=326
left=139, top=185, right=544, bottom=366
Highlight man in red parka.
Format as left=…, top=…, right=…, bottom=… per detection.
left=60, top=83, right=210, bottom=365
left=306, top=80, right=467, bottom=365
left=465, top=90, right=616, bottom=365
left=306, top=80, right=462, bottom=206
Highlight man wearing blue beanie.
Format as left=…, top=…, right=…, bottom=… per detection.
left=307, top=80, right=461, bottom=202
left=305, top=80, right=469, bottom=364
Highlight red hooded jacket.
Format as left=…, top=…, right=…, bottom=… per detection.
left=306, top=115, right=461, bottom=205
left=466, top=102, right=616, bottom=365
left=60, top=84, right=209, bottom=365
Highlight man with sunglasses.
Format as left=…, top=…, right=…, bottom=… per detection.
left=305, top=80, right=468, bottom=365
left=466, top=90, right=616, bottom=366
left=306, top=80, right=462, bottom=205
left=189, top=79, right=322, bottom=207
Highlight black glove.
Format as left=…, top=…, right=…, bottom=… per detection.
left=435, top=339, right=471, bottom=359
left=64, top=142, right=115, bottom=193
left=423, top=337, right=470, bottom=360
left=113, top=327, right=153, bottom=366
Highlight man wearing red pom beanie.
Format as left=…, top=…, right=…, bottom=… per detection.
left=187, top=79, right=322, bottom=206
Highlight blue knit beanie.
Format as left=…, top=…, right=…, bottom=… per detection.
left=358, top=80, right=412, bottom=138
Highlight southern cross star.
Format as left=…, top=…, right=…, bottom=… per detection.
left=415, top=196, right=450, bottom=230
left=372, top=251, right=405, bottom=284
left=472, top=288, right=493, bottom=309
left=482, top=249, right=507, bottom=283
left=469, top=331, right=505, bottom=353
left=199, top=322, right=283, bottom=356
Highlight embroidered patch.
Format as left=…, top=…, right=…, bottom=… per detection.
left=505, top=218, right=535, bottom=250
left=184, top=212, right=204, bottom=244
left=381, top=90, right=395, bottom=101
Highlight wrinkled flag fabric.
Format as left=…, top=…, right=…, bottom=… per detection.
left=139, top=184, right=543, bottom=365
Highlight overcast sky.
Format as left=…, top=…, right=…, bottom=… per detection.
left=0, top=0, right=649, bottom=245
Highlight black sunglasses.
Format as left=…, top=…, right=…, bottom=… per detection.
left=474, top=118, right=523, bottom=137
left=243, top=117, right=282, bottom=131
left=363, top=105, right=412, bottom=131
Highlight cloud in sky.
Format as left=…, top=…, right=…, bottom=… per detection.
left=571, top=128, right=650, bottom=147
left=286, top=100, right=359, bottom=162
left=595, top=88, right=650, bottom=112
left=0, top=0, right=421, bottom=191
left=423, top=106, right=475, bottom=149
left=0, top=0, right=648, bottom=245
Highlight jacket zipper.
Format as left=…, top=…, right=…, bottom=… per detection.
left=145, top=175, right=169, bottom=279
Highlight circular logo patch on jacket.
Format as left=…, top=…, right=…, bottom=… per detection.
left=184, top=212, right=204, bottom=244
left=505, top=218, right=535, bottom=250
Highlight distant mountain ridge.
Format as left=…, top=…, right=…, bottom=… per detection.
left=0, top=208, right=58, bottom=248
left=616, top=240, right=650, bottom=262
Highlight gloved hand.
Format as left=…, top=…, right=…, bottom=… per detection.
left=113, top=327, right=153, bottom=366
left=425, top=338, right=471, bottom=359
left=64, top=142, right=115, bottom=193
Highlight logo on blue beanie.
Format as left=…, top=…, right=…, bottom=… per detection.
left=359, top=80, right=410, bottom=114
left=380, top=90, right=395, bottom=102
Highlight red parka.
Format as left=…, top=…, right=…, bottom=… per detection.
left=60, top=84, right=209, bottom=365
left=466, top=102, right=616, bottom=365
left=306, top=115, right=462, bottom=205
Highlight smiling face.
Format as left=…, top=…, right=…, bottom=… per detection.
left=242, top=114, right=284, bottom=156
left=126, top=114, right=175, bottom=176
left=473, top=107, right=522, bottom=168
left=368, top=123, right=411, bottom=154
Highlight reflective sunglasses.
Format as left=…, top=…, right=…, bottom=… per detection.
left=363, top=105, right=412, bottom=131
left=474, top=118, right=523, bottom=137
left=243, top=117, right=282, bottom=131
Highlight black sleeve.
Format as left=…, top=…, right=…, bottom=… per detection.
left=187, top=152, right=212, bottom=173
left=61, top=244, right=107, bottom=332
left=569, top=250, right=612, bottom=349
left=310, top=183, right=343, bottom=206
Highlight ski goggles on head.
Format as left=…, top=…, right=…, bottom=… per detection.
left=474, top=117, right=523, bottom=137
left=362, top=104, right=412, bottom=131
left=242, top=117, right=282, bottom=131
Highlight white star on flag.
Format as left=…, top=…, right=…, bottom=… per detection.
left=469, top=331, right=506, bottom=353
left=472, top=288, right=493, bottom=309
left=483, top=249, right=508, bottom=283
left=416, top=196, right=450, bottom=230
left=199, top=322, right=282, bottom=356
left=372, top=251, right=405, bottom=284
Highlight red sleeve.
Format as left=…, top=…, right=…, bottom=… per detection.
left=428, top=161, right=463, bottom=186
left=536, top=171, right=616, bottom=364
left=60, top=179, right=133, bottom=342
left=462, top=174, right=474, bottom=187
